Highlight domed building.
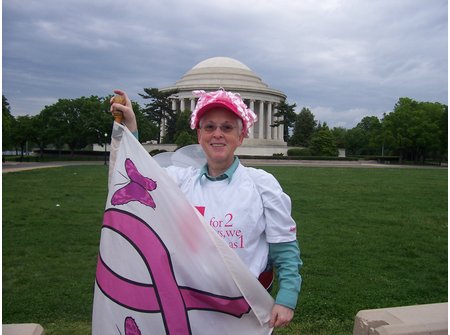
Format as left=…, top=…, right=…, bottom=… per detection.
left=160, top=57, right=289, bottom=155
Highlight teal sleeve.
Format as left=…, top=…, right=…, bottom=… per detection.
left=269, top=240, right=302, bottom=309
left=131, top=130, right=139, bottom=140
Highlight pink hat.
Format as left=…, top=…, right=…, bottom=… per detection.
left=190, top=88, right=257, bottom=137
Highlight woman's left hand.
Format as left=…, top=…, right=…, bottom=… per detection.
left=269, top=304, right=294, bottom=328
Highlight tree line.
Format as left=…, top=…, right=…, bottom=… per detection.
left=278, top=97, right=447, bottom=163
left=2, top=90, right=447, bottom=163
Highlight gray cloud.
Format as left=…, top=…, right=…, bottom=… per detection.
left=3, top=0, right=447, bottom=128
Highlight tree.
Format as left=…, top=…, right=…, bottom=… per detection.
left=382, top=98, right=447, bottom=163
left=2, top=95, right=16, bottom=150
left=383, top=98, right=417, bottom=161
left=331, top=127, right=348, bottom=149
left=358, top=116, right=382, bottom=155
left=40, top=96, right=109, bottom=155
left=30, top=113, right=52, bottom=158
left=272, top=99, right=297, bottom=142
left=139, top=88, right=179, bottom=144
left=133, top=102, right=159, bottom=143
left=175, top=131, right=197, bottom=148
left=103, top=95, right=159, bottom=143
left=174, top=110, right=197, bottom=144
left=10, top=115, right=36, bottom=159
left=410, top=102, right=447, bottom=162
left=344, top=116, right=383, bottom=156
left=309, top=128, right=338, bottom=156
left=438, top=106, right=448, bottom=162
left=85, top=96, right=114, bottom=146
left=290, top=108, right=317, bottom=146
left=345, top=127, right=365, bottom=155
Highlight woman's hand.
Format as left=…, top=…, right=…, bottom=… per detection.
left=269, top=304, right=294, bottom=328
left=110, top=89, right=138, bottom=133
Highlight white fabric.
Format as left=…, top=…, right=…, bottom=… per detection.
left=92, top=123, right=274, bottom=335
left=165, top=163, right=297, bottom=277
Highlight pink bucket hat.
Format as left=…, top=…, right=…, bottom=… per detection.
left=190, top=88, right=257, bottom=137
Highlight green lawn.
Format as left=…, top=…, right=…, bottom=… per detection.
left=3, top=165, right=447, bottom=334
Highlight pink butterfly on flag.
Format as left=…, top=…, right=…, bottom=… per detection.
left=111, top=159, right=157, bottom=208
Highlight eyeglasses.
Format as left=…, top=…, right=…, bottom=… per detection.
left=200, top=123, right=237, bottom=133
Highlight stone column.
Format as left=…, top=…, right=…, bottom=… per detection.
left=258, top=100, right=265, bottom=139
left=266, top=102, right=273, bottom=140
left=273, top=111, right=279, bottom=140
left=180, top=98, right=185, bottom=112
left=275, top=107, right=281, bottom=141
left=190, top=98, right=195, bottom=111
left=249, top=100, right=255, bottom=139
left=160, top=113, right=166, bottom=141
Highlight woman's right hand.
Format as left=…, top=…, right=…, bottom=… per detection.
left=110, top=89, right=138, bottom=133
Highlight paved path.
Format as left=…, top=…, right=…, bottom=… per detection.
left=2, top=161, right=106, bottom=173
left=3, top=159, right=445, bottom=173
left=240, top=159, right=401, bottom=168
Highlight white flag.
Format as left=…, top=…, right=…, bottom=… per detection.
left=92, top=123, right=274, bottom=335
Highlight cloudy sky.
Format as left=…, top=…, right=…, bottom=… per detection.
left=3, top=0, right=448, bottom=128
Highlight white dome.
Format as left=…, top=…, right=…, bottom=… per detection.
left=173, top=56, right=270, bottom=91
left=192, top=57, right=251, bottom=71
left=161, top=56, right=286, bottom=102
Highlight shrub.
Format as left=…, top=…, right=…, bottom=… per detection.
left=149, top=149, right=167, bottom=156
left=175, top=131, right=197, bottom=148
left=287, top=148, right=311, bottom=156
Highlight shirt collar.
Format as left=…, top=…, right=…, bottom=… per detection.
left=199, top=157, right=240, bottom=183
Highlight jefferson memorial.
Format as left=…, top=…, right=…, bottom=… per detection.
left=160, top=57, right=290, bottom=156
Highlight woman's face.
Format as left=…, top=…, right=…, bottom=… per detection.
left=197, top=108, right=244, bottom=168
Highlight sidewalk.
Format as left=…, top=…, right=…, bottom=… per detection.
left=3, top=159, right=444, bottom=173
left=2, top=161, right=106, bottom=173
left=240, top=159, right=442, bottom=169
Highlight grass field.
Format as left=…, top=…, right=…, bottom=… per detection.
left=3, top=165, right=448, bottom=334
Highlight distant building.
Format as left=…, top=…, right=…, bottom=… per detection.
left=160, top=57, right=289, bottom=155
